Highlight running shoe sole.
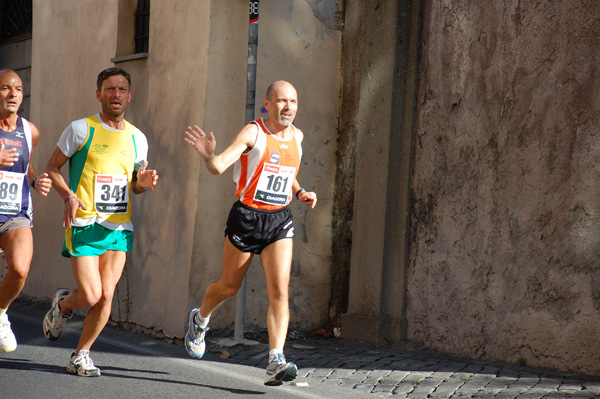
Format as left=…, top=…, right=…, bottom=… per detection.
left=264, top=362, right=298, bottom=386
left=43, top=289, right=70, bottom=341
left=67, top=364, right=101, bottom=377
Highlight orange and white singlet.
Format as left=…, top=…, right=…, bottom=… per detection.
left=233, top=119, right=302, bottom=210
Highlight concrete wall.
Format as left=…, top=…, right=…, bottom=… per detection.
left=409, top=0, right=600, bottom=375
left=340, top=0, right=422, bottom=350
left=0, top=38, right=32, bottom=119
left=26, top=0, right=340, bottom=338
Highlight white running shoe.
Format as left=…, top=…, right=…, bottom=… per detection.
left=0, top=313, right=17, bottom=353
left=184, top=308, right=207, bottom=359
left=67, top=350, right=101, bottom=377
left=43, top=289, right=72, bottom=341
left=264, top=354, right=298, bottom=386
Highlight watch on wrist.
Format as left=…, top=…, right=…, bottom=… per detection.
left=295, top=188, right=307, bottom=199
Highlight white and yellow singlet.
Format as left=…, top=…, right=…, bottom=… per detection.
left=57, top=114, right=148, bottom=232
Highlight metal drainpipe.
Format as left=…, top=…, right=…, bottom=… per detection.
left=234, top=0, right=260, bottom=342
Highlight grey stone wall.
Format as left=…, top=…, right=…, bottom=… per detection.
left=409, top=0, right=600, bottom=375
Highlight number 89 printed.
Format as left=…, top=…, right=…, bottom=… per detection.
left=0, top=182, right=19, bottom=201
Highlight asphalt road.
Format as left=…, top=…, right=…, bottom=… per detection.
left=0, top=300, right=370, bottom=399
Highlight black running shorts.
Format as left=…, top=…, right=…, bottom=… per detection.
left=225, top=201, right=294, bottom=254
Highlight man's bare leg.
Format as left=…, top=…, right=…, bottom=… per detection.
left=261, top=238, right=293, bottom=351
left=199, top=238, right=254, bottom=318
left=185, top=238, right=253, bottom=359
left=0, top=227, right=33, bottom=352
left=0, top=228, right=33, bottom=309
left=71, top=250, right=126, bottom=352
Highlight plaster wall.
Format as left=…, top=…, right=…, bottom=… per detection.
left=187, top=0, right=341, bottom=334
left=25, top=0, right=339, bottom=339
left=340, top=0, right=422, bottom=348
left=27, top=0, right=210, bottom=337
left=410, top=0, right=600, bottom=375
left=345, top=0, right=398, bottom=319
left=28, top=0, right=122, bottom=303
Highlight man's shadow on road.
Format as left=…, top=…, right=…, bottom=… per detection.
left=0, top=358, right=265, bottom=396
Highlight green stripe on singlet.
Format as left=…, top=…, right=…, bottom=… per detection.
left=68, top=126, right=95, bottom=192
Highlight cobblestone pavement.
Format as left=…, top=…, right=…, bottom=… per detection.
left=208, top=334, right=600, bottom=398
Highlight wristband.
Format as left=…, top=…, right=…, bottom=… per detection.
left=31, top=178, right=37, bottom=189
left=295, top=188, right=307, bottom=199
left=136, top=181, right=147, bottom=192
left=64, top=195, right=77, bottom=203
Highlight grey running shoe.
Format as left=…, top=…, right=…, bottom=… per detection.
left=43, top=289, right=72, bottom=341
left=0, top=313, right=17, bottom=352
left=67, top=350, right=101, bottom=377
left=184, top=308, right=207, bottom=359
left=264, top=354, right=298, bottom=386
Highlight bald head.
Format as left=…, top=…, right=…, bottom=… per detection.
left=265, top=80, right=296, bottom=102
left=0, top=69, right=23, bottom=117
left=0, top=69, right=21, bottom=82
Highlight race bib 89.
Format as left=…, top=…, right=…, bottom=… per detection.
left=0, top=171, right=24, bottom=215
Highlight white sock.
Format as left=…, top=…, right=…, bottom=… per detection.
left=269, top=348, right=283, bottom=363
left=0, top=308, right=6, bottom=318
left=194, top=312, right=209, bottom=329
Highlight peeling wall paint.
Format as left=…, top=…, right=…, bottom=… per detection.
left=304, top=0, right=344, bottom=30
